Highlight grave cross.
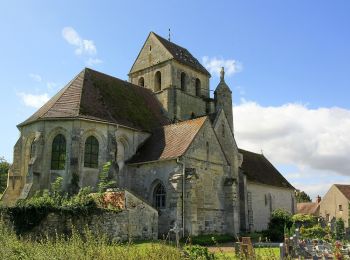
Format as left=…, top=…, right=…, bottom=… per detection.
left=170, top=223, right=183, bottom=248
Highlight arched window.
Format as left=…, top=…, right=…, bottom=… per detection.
left=30, top=141, right=36, bottom=159
left=180, top=72, right=186, bottom=91
left=154, top=71, right=161, bottom=91
left=84, top=136, right=99, bottom=168
left=195, top=78, right=201, bottom=97
left=138, top=77, right=144, bottom=87
left=153, top=183, right=166, bottom=209
left=51, top=134, right=66, bottom=170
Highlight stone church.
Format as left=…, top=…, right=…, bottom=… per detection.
left=1, top=32, right=295, bottom=235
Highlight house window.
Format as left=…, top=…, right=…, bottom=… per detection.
left=339, top=205, right=343, bottom=211
left=155, top=71, right=161, bottom=91
left=153, top=183, right=166, bottom=209
left=138, top=77, right=145, bottom=87
left=84, top=136, right=99, bottom=168
left=51, top=134, right=66, bottom=170
left=195, top=78, right=201, bottom=96
left=180, top=72, right=186, bottom=91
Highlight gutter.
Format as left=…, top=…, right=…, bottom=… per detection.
left=176, top=157, right=185, bottom=238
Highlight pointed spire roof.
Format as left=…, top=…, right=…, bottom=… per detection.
left=151, top=32, right=210, bottom=76
left=19, top=68, right=169, bottom=131
left=215, top=67, right=231, bottom=93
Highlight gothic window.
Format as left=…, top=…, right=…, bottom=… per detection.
left=155, top=71, right=161, bottom=91
left=138, top=77, right=145, bottom=87
left=153, top=183, right=166, bottom=209
left=30, top=141, right=36, bottom=159
left=195, top=78, right=201, bottom=96
left=84, top=136, right=99, bottom=168
left=180, top=72, right=186, bottom=91
left=51, top=134, right=66, bottom=170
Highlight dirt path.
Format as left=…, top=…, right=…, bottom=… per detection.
left=207, top=242, right=235, bottom=253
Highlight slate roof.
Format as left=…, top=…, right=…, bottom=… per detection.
left=238, top=149, right=294, bottom=189
left=335, top=184, right=350, bottom=201
left=152, top=32, right=211, bottom=76
left=19, top=68, right=169, bottom=131
left=297, top=202, right=320, bottom=215
left=128, top=116, right=207, bottom=164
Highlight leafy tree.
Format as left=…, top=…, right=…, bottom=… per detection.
left=295, top=190, right=311, bottom=203
left=0, top=157, right=10, bottom=195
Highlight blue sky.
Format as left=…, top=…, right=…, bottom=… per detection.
left=1, top=1, right=349, bottom=197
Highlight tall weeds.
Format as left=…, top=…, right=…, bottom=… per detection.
left=0, top=218, right=182, bottom=260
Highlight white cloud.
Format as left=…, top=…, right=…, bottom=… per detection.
left=17, top=92, right=50, bottom=109
left=86, top=58, right=103, bottom=66
left=233, top=101, right=350, bottom=196
left=29, top=73, right=42, bottom=82
left=202, top=56, right=242, bottom=77
left=62, top=27, right=97, bottom=56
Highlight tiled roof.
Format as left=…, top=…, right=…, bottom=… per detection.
left=335, top=184, right=350, bottom=201
left=128, top=116, right=207, bottom=164
left=297, top=202, right=320, bottom=215
left=153, top=32, right=210, bottom=76
left=19, top=68, right=169, bottom=131
left=239, top=149, right=294, bottom=189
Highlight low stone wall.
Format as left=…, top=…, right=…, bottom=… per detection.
left=3, top=190, right=158, bottom=242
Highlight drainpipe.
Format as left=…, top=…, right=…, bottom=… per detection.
left=177, top=158, right=185, bottom=238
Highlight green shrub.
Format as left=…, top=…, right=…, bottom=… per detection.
left=61, top=187, right=97, bottom=213
left=183, top=245, right=215, bottom=260
left=300, top=224, right=329, bottom=239
left=292, top=213, right=317, bottom=228
left=264, top=208, right=292, bottom=242
left=335, top=218, right=345, bottom=240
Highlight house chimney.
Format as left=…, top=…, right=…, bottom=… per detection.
left=316, top=195, right=321, bottom=203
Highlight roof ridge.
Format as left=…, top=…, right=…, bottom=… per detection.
left=85, top=67, right=157, bottom=96
left=18, top=69, right=85, bottom=127
left=238, top=148, right=264, bottom=157
left=164, top=116, right=207, bottom=128
left=152, top=31, right=189, bottom=52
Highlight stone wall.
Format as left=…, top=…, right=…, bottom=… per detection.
left=3, top=190, right=158, bottom=242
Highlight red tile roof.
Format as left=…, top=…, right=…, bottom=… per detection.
left=297, top=202, right=320, bottom=215
left=335, top=184, right=350, bottom=200
left=128, top=116, right=207, bottom=164
left=19, top=68, right=169, bottom=131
